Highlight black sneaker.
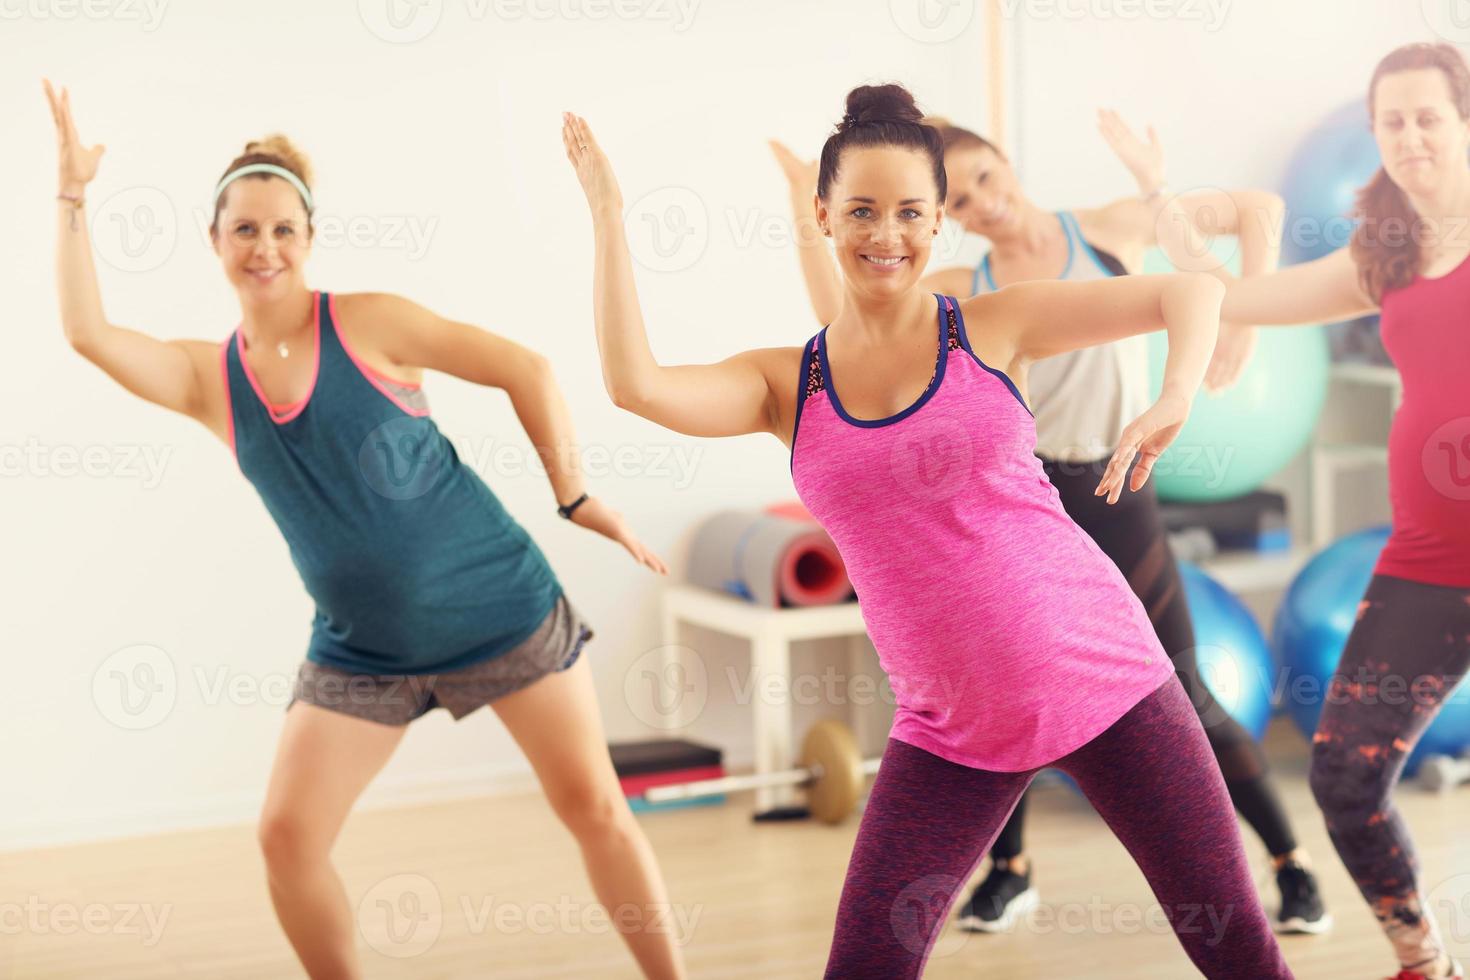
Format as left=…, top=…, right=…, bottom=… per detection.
left=1274, top=860, right=1332, bottom=934
left=956, top=860, right=1039, bottom=933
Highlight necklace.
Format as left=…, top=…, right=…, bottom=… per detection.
left=277, top=340, right=290, bottom=359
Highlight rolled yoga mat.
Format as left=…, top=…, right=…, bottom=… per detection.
left=685, top=509, right=853, bottom=608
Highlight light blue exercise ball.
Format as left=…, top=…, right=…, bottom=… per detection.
left=1280, top=101, right=1382, bottom=265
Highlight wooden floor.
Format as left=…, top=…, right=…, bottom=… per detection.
left=5, top=720, right=1469, bottom=979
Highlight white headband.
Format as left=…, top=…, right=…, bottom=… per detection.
left=213, top=163, right=314, bottom=212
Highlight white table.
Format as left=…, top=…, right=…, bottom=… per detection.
left=659, top=584, right=878, bottom=813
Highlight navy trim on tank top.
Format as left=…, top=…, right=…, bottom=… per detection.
left=789, top=334, right=818, bottom=473
left=816, top=294, right=949, bottom=429
left=949, top=299, right=1033, bottom=416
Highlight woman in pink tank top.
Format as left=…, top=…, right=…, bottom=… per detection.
left=1161, top=43, right=1470, bottom=980
left=564, top=84, right=1294, bottom=978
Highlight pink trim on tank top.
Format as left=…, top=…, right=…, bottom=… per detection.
left=327, top=292, right=431, bottom=418
left=235, top=291, right=322, bottom=425
left=218, top=336, right=237, bottom=465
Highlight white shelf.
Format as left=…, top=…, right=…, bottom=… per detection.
left=1330, top=363, right=1401, bottom=389
left=1314, top=443, right=1389, bottom=467
left=1196, top=545, right=1315, bottom=594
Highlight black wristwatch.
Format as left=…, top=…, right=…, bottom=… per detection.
left=557, top=492, right=590, bottom=520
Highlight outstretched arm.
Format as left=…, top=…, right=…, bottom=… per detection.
left=564, top=112, right=788, bottom=441
left=348, top=291, right=668, bottom=574
left=972, top=271, right=1222, bottom=502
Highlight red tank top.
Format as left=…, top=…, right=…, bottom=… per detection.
left=1374, top=254, right=1470, bottom=587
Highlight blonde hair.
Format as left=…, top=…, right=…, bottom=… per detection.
left=211, top=133, right=315, bottom=234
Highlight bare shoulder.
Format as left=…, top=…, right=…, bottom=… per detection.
left=957, top=290, right=1030, bottom=377
left=1074, top=198, right=1150, bottom=254
left=330, top=291, right=426, bottom=383
left=922, top=265, right=976, bottom=297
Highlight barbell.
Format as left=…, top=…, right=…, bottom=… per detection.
left=639, top=719, right=881, bottom=825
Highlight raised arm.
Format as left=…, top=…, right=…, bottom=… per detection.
left=971, top=271, right=1223, bottom=502
left=45, top=80, right=224, bottom=440
left=563, top=113, right=791, bottom=442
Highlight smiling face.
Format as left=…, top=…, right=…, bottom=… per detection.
left=210, top=176, right=312, bottom=301
left=940, top=143, right=1022, bottom=237
left=817, top=145, right=943, bottom=302
left=1372, top=67, right=1470, bottom=199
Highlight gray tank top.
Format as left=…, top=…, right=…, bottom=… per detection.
left=972, top=211, right=1150, bottom=463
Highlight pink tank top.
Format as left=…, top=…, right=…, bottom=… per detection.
left=1374, top=255, right=1470, bottom=588
left=790, top=295, right=1175, bottom=771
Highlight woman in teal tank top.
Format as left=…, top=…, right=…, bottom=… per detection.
left=48, top=86, right=686, bottom=980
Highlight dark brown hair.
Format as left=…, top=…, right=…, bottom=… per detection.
left=1351, top=42, right=1470, bottom=300
left=210, top=134, right=315, bottom=237
left=817, top=84, right=946, bottom=203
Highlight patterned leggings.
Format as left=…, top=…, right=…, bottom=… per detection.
left=825, top=678, right=1294, bottom=978
left=1309, top=573, right=1470, bottom=973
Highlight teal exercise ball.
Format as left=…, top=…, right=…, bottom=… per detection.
left=1143, top=243, right=1330, bottom=502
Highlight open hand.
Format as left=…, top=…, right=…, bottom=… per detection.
left=768, top=139, right=818, bottom=194
left=1097, top=108, right=1164, bottom=196
left=1094, top=392, right=1190, bottom=503
left=568, top=496, right=669, bottom=575
left=43, top=80, right=104, bottom=194
left=562, top=112, right=623, bottom=215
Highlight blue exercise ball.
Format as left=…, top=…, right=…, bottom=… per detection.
left=1273, top=526, right=1470, bottom=776
left=1281, top=101, right=1382, bottom=265
left=1177, top=562, right=1276, bottom=741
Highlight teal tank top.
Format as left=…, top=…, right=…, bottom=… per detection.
left=221, top=291, right=562, bottom=675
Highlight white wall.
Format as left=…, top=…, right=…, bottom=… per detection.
left=3, top=0, right=993, bottom=848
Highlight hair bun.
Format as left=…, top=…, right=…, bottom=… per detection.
left=242, top=133, right=314, bottom=187
left=840, top=84, right=925, bottom=131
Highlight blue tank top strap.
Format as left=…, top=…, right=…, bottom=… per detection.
left=790, top=333, right=823, bottom=473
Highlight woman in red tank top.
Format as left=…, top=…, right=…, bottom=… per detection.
left=1168, top=42, right=1470, bottom=980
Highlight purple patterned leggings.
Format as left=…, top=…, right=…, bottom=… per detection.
left=824, top=678, right=1294, bottom=978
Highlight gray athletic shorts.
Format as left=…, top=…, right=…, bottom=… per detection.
left=288, top=593, right=594, bottom=725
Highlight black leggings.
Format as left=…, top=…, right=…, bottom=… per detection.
left=988, top=457, right=1298, bottom=861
